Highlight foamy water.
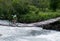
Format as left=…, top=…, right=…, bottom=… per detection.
left=0, top=26, right=60, bottom=41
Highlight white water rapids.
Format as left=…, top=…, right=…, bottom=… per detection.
left=0, top=26, right=60, bottom=41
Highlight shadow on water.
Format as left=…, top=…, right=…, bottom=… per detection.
left=29, top=30, right=51, bottom=36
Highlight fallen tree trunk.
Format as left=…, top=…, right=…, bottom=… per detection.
left=0, top=17, right=60, bottom=27
left=17, top=17, right=60, bottom=27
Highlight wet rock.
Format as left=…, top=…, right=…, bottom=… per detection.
left=42, top=21, right=60, bottom=31
left=0, top=34, right=2, bottom=36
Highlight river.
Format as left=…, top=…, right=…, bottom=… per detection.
left=0, top=26, right=60, bottom=41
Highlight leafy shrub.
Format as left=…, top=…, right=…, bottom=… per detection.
left=19, top=12, right=60, bottom=23
left=0, top=0, right=60, bottom=23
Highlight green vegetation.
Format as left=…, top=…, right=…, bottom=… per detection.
left=19, top=12, right=60, bottom=23
left=0, top=0, right=60, bottom=23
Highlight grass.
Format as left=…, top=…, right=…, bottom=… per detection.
left=19, top=12, right=60, bottom=23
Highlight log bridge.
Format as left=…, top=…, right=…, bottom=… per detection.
left=17, top=17, right=60, bottom=27
left=0, top=17, right=60, bottom=27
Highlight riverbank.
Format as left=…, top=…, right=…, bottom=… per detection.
left=19, top=12, right=60, bottom=23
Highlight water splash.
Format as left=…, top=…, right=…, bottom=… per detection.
left=0, top=26, right=60, bottom=41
